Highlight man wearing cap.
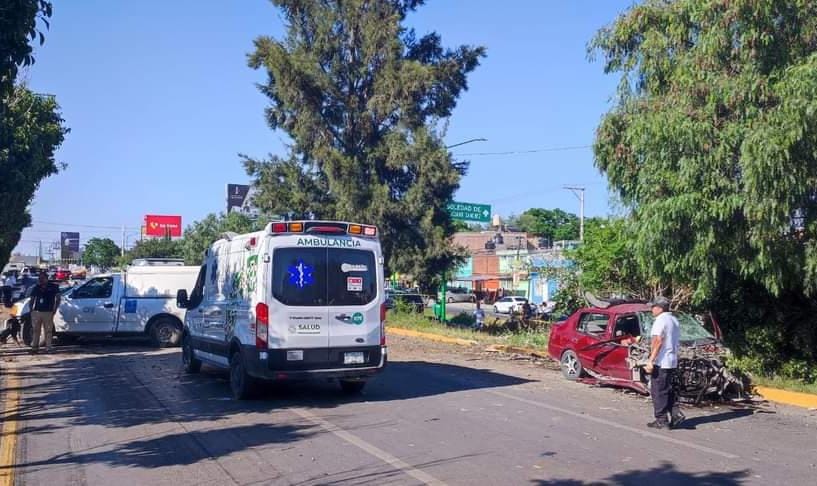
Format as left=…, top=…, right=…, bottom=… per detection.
left=644, top=296, right=685, bottom=429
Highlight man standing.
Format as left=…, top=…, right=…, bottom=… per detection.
left=644, top=296, right=685, bottom=429
left=29, top=272, right=61, bottom=354
left=473, top=301, right=485, bottom=330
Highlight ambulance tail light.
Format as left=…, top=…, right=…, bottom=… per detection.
left=271, top=223, right=287, bottom=233
left=256, top=302, right=269, bottom=348
left=380, top=302, right=387, bottom=346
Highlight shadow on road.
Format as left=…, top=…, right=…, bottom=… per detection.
left=673, top=408, right=755, bottom=430
left=533, top=461, right=751, bottom=485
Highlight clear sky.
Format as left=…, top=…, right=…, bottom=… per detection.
left=15, top=0, right=634, bottom=256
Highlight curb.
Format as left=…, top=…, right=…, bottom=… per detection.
left=388, top=326, right=817, bottom=411
left=386, top=326, right=478, bottom=346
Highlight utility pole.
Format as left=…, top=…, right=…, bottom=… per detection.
left=121, top=225, right=126, bottom=256
left=564, top=186, right=586, bottom=242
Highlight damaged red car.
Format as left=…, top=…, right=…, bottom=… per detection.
left=547, top=303, right=747, bottom=403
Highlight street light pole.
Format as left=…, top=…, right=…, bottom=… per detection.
left=446, top=138, right=487, bottom=149
left=564, top=186, right=586, bottom=242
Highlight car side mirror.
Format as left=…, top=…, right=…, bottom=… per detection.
left=176, top=289, right=189, bottom=309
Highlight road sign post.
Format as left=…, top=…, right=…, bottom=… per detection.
left=446, top=201, right=491, bottom=223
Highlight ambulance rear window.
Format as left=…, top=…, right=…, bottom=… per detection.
left=272, top=248, right=377, bottom=307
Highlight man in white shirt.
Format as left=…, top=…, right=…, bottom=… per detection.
left=644, top=296, right=685, bottom=429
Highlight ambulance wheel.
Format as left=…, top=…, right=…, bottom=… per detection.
left=230, top=351, right=257, bottom=400
left=182, top=334, right=201, bottom=374
left=339, top=380, right=366, bottom=394
left=150, top=317, right=181, bottom=348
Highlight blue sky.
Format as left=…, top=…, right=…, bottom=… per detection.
left=15, top=0, right=633, bottom=256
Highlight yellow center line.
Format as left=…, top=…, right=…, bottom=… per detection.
left=0, top=362, right=21, bottom=486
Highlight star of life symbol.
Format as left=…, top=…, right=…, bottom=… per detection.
left=288, top=259, right=314, bottom=289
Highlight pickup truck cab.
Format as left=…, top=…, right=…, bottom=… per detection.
left=50, top=265, right=198, bottom=346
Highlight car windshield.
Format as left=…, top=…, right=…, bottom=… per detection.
left=638, top=312, right=715, bottom=341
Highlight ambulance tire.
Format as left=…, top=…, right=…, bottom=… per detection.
left=230, top=350, right=257, bottom=400
left=182, top=334, right=201, bottom=374
left=339, top=380, right=366, bottom=394
left=150, top=317, right=182, bottom=348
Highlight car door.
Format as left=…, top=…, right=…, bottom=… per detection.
left=199, top=248, right=228, bottom=356
left=596, top=313, right=640, bottom=380
left=56, top=276, right=119, bottom=333
left=573, top=312, right=612, bottom=372
left=327, top=246, right=380, bottom=348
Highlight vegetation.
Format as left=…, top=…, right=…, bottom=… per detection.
left=82, top=237, right=120, bottom=269
left=119, top=237, right=183, bottom=266
left=514, top=208, right=580, bottom=242
left=0, top=1, right=66, bottom=272
left=181, top=212, right=263, bottom=265
left=244, top=0, right=485, bottom=291
left=590, top=0, right=817, bottom=383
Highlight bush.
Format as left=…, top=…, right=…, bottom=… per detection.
left=448, top=312, right=475, bottom=326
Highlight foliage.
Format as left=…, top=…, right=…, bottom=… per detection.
left=590, top=0, right=817, bottom=372
left=82, top=237, right=120, bottom=269
left=0, top=0, right=52, bottom=95
left=119, top=238, right=183, bottom=266
left=0, top=87, right=67, bottom=271
left=244, top=0, right=485, bottom=289
left=448, top=311, right=475, bottom=326
left=516, top=208, right=579, bottom=241
left=452, top=220, right=484, bottom=232
left=181, top=212, right=264, bottom=265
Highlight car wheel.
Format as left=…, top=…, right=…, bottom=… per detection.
left=560, top=350, right=584, bottom=381
left=447, top=297, right=454, bottom=303
left=230, top=350, right=257, bottom=400
left=339, top=380, right=366, bottom=394
left=469, top=296, right=476, bottom=303
left=150, top=317, right=182, bottom=348
left=493, top=306, right=499, bottom=313
left=182, top=333, right=202, bottom=374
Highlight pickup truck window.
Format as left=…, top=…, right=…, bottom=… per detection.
left=73, top=277, right=113, bottom=299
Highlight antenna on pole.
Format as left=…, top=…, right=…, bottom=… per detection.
left=563, top=186, right=586, bottom=242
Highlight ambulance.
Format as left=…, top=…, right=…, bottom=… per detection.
left=176, top=221, right=387, bottom=399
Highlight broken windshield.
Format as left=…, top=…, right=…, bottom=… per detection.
left=638, top=312, right=715, bottom=342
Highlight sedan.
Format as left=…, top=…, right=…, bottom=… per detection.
left=493, top=296, right=528, bottom=314
left=445, top=288, right=476, bottom=303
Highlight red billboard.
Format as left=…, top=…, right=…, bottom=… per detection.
left=144, top=215, right=183, bottom=237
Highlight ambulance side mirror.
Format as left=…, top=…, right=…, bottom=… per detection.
left=176, top=289, right=189, bottom=309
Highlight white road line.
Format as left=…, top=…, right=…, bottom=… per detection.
left=291, top=408, right=447, bottom=486
left=488, top=389, right=739, bottom=460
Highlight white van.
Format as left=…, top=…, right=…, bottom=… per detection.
left=176, top=221, right=387, bottom=399
left=52, top=265, right=199, bottom=346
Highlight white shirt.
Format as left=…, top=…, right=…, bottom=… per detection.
left=650, top=311, right=680, bottom=369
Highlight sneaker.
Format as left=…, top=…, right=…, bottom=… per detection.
left=670, top=413, right=686, bottom=429
left=647, top=420, right=669, bottom=429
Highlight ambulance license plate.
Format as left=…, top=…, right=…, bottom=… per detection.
left=344, top=352, right=365, bottom=365
left=286, top=350, right=304, bottom=361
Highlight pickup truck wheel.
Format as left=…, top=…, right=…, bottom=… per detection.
left=230, top=351, right=257, bottom=400
left=339, top=380, right=366, bottom=394
left=150, top=318, right=181, bottom=348
left=182, top=334, right=201, bottom=374
left=560, top=350, right=584, bottom=381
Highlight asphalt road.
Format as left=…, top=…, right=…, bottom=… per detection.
left=2, top=336, right=816, bottom=485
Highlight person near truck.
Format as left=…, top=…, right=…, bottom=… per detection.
left=29, top=272, right=61, bottom=354
left=644, top=296, right=685, bottom=429
left=2, top=271, right=17, bottom=307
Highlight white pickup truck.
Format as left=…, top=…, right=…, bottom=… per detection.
left=18, top=265, right=199, bottom=347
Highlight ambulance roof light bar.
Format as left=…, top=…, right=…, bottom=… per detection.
left=264, top=221, right=378, bottom=237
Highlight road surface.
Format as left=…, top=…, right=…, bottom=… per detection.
left=1, top=335, right=816, bottom=485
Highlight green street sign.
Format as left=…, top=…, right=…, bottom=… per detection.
left=447, top=201, right=491, bottom=223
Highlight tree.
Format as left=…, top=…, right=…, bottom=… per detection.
left=120, top=238, right=183, bottom=266
left=182, top=212, right=263, bottom=265
left=591, top=0, right=817, bottom=374
left=0, top=1, right=52, bottom=95
left=82, top=237, right=120, bottom=269
left=0, top=87, right=67, bottom=270
left=515, top=208, right=579, bottom=241
left=244, top=0, right=485, bottom=289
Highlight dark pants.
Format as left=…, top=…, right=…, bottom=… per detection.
left=650, top=366, right=678, bottom=422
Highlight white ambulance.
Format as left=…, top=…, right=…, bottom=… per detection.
left=176, top=221, right=387, bottom=399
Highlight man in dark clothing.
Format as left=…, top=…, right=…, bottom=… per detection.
left=0, top=317, right=21, bottom=345
left=29, top=272, right=61, bottom=353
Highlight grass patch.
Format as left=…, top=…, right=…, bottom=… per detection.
left=386, top=310, right=551, bottom=351
left=750, top=375, right=817, bottom=395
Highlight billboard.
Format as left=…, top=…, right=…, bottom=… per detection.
left=227, top=184, right=250, bottom=213
left=60, top=232, right=80, bottom=260
left=144, top=215, right=183, bottom=237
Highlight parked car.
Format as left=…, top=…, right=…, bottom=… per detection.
left=445, top=287, right=476, bottom=303
left=53, top=268, right=71, bottom=281
left=493, top=296, right=528, bottom=314
left=547, top=302, right=747, bottom=403
left=386, top=293, right=425, bottom=313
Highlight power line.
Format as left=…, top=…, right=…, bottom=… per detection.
left=454, top=144, right=592, bottom=157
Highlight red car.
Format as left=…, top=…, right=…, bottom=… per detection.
left=53, top=268, right=71, bottom=281
left=547, top=302, right=746, bottom=402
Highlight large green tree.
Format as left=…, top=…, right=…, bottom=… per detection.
left=592, top=0, right=817, bottom=374
left=182, top=212, right=263, bottom=265
left=244, top=0, right=485, bottom=289
left=82, top=237, right=120, bottom=269
left=516, top=208, right=579, bottom=241
left=120, top=238, right=183, bottom=267
left=1, top=1, right=65, bottom=271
